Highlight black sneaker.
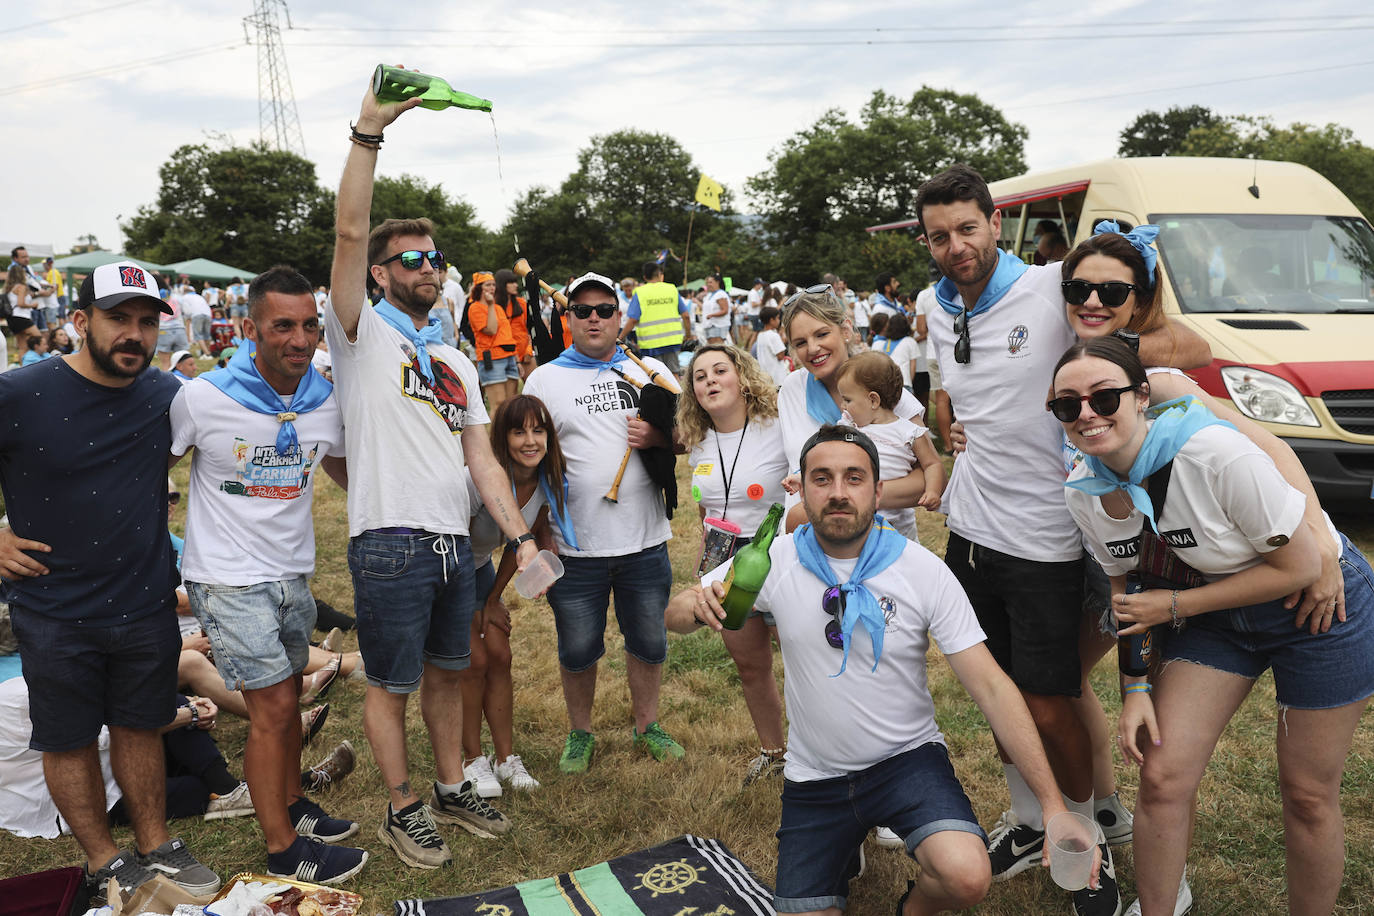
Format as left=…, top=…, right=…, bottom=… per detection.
left=987, top=810, right=1045, bottom=882
left=86, top=850, right=154, bottom=901
left=267, top=835, right=368, bottom=885
left=428, top=780, right=511, bottom=839
left=378, top=799, right=451, bottom=869
left=1072, top=842, right=1122, bottom=916
left=138, top=837, right=221, bottom=896
left=289, top=796, right=359, bottom=843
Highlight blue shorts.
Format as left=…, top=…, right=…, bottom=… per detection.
left=10, top=605, right=180, bottom=751
left=349, top=530, right=477, bottom=693
left=774, top=742, right=986, bottom=912
left=187, top=576, right=315, bottom=691
left=157, top=324, right=188, bottom=353
left=477, top=354, right=520, bottom=386
left=1161, top=534, right=1374, bottom=710
left=547, top=543, right=671, bottom=671
left=474, top=557, right=497, bottom=603
left=229, top=305, right=249, bottom=319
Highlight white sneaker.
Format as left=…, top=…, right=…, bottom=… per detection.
left=204, top=782, right=254, bottom=820
left=1096, top=792, right=1135, bottom=846
left=494, top=754, right=540, bottom=790
left=463, top=755, right=502, bottom=798
left=1124, top=870, right=1192, bottom=916
left=873, top=826, right=904, bottom=849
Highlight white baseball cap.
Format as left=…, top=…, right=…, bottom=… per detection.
left=564, top=271, right=618, bottom=301
left=170, top=350, right=193, bottom=367
left=78, top=261, right=172, bottom=314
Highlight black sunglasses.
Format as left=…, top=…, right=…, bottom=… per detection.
left=953, top=310, right=971, bottom=364
left=822, top=586, right=845, bottom=650
left=783, top=283, right=835, bottom=309
left=378, top=249, right=445, bottom=271
left=564, top=302, right=619, bottom=320
left=1046, top=384, right=1138, bottom=422
left=1061, top=279, right=1140, bottom=308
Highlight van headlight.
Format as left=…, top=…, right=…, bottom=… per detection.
left=1218, top=367, right=1320, bottom=427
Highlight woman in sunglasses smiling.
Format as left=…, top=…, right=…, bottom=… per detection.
left=1051, top=335, right=1374, bottom=916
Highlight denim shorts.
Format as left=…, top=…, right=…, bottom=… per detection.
left=1160, top=534, right=1374, bottom=710
left=477, top=354, right=520, bottom=386
left=945, top=531, right=1085, bottom=696
left=1083, top=551, right=1115, bottom=636
left=157, top=324, right=189, bottom=353
left=349, top=529, right=477, bottom=693
left=546, top=543, right=671, bottom=671
left=229, top=304, right=249, bottom=319
left=10, top=604, right=180, bottom=751
left=474, top=557, right=497, bottom=603
left=774, top=742, right=986, bottom=912
left=187, top=576, right=315, bottom=692
left=190, top=314, right=212, bottom=342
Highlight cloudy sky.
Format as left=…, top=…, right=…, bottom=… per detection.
left=8, top=0, right=1374, bottom=263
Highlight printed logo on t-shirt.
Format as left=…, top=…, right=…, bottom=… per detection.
left=879, top=595, right=897, bottom=629
left=1007, top=324, right=1029, bottom=356
left=218, top=438, right=320, bottom=499
left=573, top=378, right=640, bottom=414
left=1106, top=536, right=1141, bottom=559
left=1161, top=528, right=1198, bottom=549
left=400, top=353, right=470, bottom=434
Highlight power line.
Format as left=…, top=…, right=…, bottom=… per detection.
left=11, top=0, right=153, bottom=33
left=0, top=41, right=243, bottom=94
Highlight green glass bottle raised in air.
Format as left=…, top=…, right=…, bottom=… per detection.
left=719, top=503, right=785, bottom=630
left=372, top=64, right=493, bottom=113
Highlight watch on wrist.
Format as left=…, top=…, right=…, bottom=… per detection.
left=507, top=532, right=535, bottom=552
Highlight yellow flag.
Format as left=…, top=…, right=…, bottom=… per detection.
left=694, top=174, right=723, bottom=212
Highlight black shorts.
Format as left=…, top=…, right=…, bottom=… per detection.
left=10, top=605, right=181, bottom=751
left=911, top=372, right=931, bottom=405
left=7, top=316, right=34, bottom=335
left=944, top=531, right=1085, bottom=696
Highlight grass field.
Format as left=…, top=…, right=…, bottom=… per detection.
left=2, top=442, right=1372, bottom=915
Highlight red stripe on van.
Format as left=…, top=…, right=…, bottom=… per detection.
left=1190, top=360, right=1374, bottom=399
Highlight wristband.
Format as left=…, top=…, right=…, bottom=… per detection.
left=1170, top=590, right=1184, bottom=630
left=349, top=122, right=384, bottom=148
left=1123, top=683, right=1152, bottom=696
left=507, top=532, right=535, bottom=552
left=187, top=703, right=200, bottom=729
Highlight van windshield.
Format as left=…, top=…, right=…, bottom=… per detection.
left=1152, top=214, right=1374, bottom=314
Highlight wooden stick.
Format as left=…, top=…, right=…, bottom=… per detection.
left=623, top=348, right=682, bottom=395
left=513, top=258, right=568, bottom=309
left=605, top=446, right=634, bottom=503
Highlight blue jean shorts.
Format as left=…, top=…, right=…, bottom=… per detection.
left=157, top=324, right=188, bottom=353
left=547, top=543, right=671, bottom=671
left=229, top=304, right=249, bottom=319
left=477, top=354, right=520, bottom=386
left=774, top=742, right=986, bottom=912
left=1160, top=534, right=1374, bottom=710
left=349, top=529, right=477, bottom=693
left=10, top=604, right=181, bottom=751
left=187, top=576, right=315, bottom=692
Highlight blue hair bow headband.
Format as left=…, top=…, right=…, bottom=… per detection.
left=1094, top=220, right=1160, bottom=287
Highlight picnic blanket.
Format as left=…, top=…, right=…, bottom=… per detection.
left=395, top=834, right=774, bottom=916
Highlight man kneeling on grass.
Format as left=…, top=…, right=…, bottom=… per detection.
left=667, top=425, right=1099, bottom=915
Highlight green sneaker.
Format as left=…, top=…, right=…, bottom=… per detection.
left=633, top=721, right=685, bottom=761
left=559, top=730, right=595, bottom=773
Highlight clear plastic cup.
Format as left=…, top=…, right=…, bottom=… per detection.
left=1046, top=811, right=1100, bottom=891
left=514, top=549, right=564, bottom=598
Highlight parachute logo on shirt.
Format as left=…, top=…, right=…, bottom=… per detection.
left=401, top=353, right=471, bottom=434
left=573, top=378, right=640, bottom=415
left=218, top=438, right=319, bottom=499
left=1007, top=324, right=1029, bottom=355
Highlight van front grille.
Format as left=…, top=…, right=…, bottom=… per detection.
left=1322, top=389, right=1374, bottom=436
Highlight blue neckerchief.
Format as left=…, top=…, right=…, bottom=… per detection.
left=549, top=344, right=629, bottom=371
left=537, top=468, right=579, bottom=551
left=805, top=372, right=842, bottom=425
left=172, top=369, right=193, bottom=382
left=1065, top=397, right=1235, bottom=533
left=374, top=299, right=444, bottom=384
left=871, top=336, right=893, bottom=354
left=873, top=292, right=898, bottom=312
left=1094, top=220, right=1160, bottom=285
left=935, top=248, right=1029, bottom=317
left=202, top=345, right=333, bottom=455
left=794, top=517, right=907, bottom=675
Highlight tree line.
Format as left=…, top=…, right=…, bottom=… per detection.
left=118, top=92, right=1374, bottom=293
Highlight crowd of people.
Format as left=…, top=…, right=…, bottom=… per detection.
left=0, top=80, right=1370, bottom=916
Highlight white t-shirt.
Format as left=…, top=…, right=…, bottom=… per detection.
left=442, top=278, right=462, bottom=310
left=1064, top=424, right=1339, bottom=580
left=523, top=354, right=673, bottom=557
left=926, top=265, right=1081, bottom=562
left=203, top=287, right=221, bottom=307
left=325, top=301, right=490, bottom=537
left=688, top=418, right=789, bottom=538
left=870, top=294, right=901, bottom=320
left=913, top=288, right=936, bottom=371
left=888, top=336, right=920, bottom=388
left=856, top=416, right=924, bottom=538
left=310, top=347, right=331, bottom=376
left=464, top=468, right=547, bottom=568
left=852, top=296, right=872, bottom=328
left=746, top=287, right=764, bottom=316
left=170, top=378, right=345, bottom=585
left=702, top=290, right=731, bottom=333
left=755, top=328, right=789, bottom=387
left=226, top=283, right=247, bottom=305
left=777, top=367, right=924, bottom=476
left=703, top=534, right=985, bottom=781
left=180, top=291, right=212, bottom=320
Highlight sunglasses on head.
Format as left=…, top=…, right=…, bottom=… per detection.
left=821, top=586, right=845, bottom=650
left=953, top=310, right=971, bottom=364
left=378, top=249, right=445, bottom=271
left=564, top=302, right=619, bottom=320
left=783, top=283, right=835, bottom=309
left=1046, top=384, right=1138, bottom=422
left=1061, top=279, right=1140, bottom=308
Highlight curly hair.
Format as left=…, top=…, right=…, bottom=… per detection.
left=676, top=344, right=780, bottom=450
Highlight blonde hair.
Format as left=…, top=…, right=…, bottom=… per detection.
left=780, top=289, right=855, bottom=363
left=676, top=344, right=779, bottom=450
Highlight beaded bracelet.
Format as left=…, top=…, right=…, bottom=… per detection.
left=1123, top=683, right=1152, bottom=696
left=349, top=122, right=384, bottom=148
left=186, top=703, right=200, bottom=729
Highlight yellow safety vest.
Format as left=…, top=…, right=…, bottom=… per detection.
left=634, top=281, right=684, bottom=348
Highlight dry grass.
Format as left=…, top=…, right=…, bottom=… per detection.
left=3, top=448, right=1372, bottom=915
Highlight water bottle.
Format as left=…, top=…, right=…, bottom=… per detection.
left=1117, top=571, right=1153, bottom=677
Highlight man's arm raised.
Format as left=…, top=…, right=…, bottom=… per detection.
left=329, top=78, right=421, bottom=341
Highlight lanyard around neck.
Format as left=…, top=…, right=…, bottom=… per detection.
left=714, top=417, right=749, bottom=519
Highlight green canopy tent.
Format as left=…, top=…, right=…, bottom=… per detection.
left=50, top=250, right=172, bottom=303
left=163, top=258, right=259, bottom=283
